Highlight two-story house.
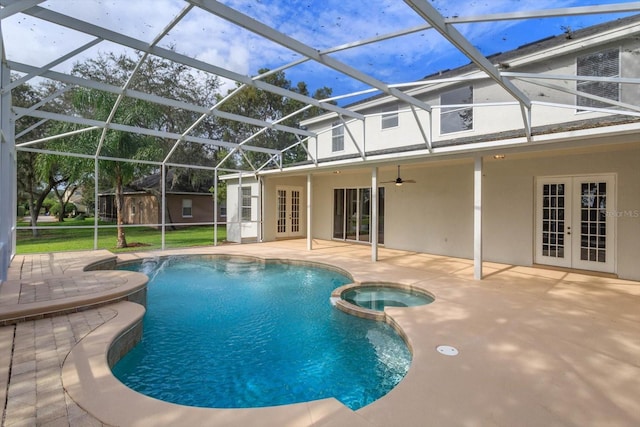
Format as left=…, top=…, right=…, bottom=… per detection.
left=227, top=14, right=640, bottom=281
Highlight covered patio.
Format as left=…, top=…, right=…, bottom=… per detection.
left=1, top=241, right=638, bottom=426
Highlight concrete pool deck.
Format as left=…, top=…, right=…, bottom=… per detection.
left=1, top=240, right=639, bottom=426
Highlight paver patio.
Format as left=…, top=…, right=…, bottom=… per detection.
left=1, top=240, right=638, bottom=426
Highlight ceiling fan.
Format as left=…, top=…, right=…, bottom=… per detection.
left=382, top=165, right=416, bottom=186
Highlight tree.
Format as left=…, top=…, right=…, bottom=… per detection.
left=216, top=69, right=333, bottom=170
left=13, top=82, right=65, bottom=234
left=59, top=51, right=221, bottom=248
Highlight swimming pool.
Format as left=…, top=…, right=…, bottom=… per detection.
left=113, top=256, right=411, bottom=410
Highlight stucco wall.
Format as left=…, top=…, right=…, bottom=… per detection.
left=483, top=143, right=640, bottom=280
left=307, top=37, right=640, bottom=160
left=308, top=143, right=640, bottom=280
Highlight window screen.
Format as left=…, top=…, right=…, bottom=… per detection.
left=381, top=104, right=399, bottom=129
left=441, top=86, right=473, bottom=134
left=241, top=187, right=252, bottom=221
left=332, top=122, right=344, bottom=152
left=577, top=49, right=619, bottom=109
left=182, top=199, right=192, bottom=217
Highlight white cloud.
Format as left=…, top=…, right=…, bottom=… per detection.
left=3, top=0, right=636, bottom=98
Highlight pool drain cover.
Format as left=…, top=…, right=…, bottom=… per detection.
left=436, top=345, right=459, bottom=356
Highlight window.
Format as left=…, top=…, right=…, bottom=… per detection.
left=241, top=187, right=252, bottom=221
left=441, top=86, right=473, bottom=134
left=332, top=122, right=344, bottom=152
left=220, top=206, right=227, bottom=218
left=381, top=104, right=398, bottom=129
left=577, top=48, right=620, bottom=109
left=182, top=199, right=192, bottom=217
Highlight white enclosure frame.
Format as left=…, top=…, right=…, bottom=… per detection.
left=2, top=1, right=640, bottom=281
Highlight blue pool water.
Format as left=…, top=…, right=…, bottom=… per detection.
left=113, top=256, right=411, bottom=410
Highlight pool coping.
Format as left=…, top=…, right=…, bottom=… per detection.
left=60, top=253, right=429, bottom=426
left=332, top=281, right=436, bottom=321
left=62, top=299, right=374, bottom=427
left=9, top=242, right=640, bottom=427
left=0, top=253, right=148, bottom=325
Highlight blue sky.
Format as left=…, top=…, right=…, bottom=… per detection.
left=3, top=0, right=639, bottom=101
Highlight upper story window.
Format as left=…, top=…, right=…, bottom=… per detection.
left=577, top=48, right=620, bottom=109
left=332, top=121, right=344, bottom=152
left=441, top=86, right=473, bottom=134
left=381, top=104, right=399, bottom=129
left=182, top=199, right=192, bottom=218
left=241, top=187, right=252, bottom=221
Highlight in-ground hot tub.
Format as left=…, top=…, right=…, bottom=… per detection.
left=333, top=283, right=434, bottom=320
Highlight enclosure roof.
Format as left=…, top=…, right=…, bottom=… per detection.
left=3, top=1, right=640, bottom=174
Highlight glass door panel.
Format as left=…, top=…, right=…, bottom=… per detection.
left=291, top=190, right=300, bottom=233
left=333, top=189, right=345, bottom=239
left=358, top=188, right=371, bottom=242
left=277, top=189, right=287, bottom=234
left=346, top=189, right=358, bottom=240
left=333, top=187, right=384, bottom=244
left=378, top=187, right=385, bottom=245
left=573, top=177, right=614, bottom=272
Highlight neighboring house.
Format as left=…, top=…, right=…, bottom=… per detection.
left=226, top=15, right=640, bottom=281
left=99, top=171, right=225, bottom=227
left=64, top=187, right=87, bottom=215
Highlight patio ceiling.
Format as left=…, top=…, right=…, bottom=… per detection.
left=3, top=1, right=640, bottom=174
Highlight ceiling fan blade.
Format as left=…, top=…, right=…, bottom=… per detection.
left=404, top=180, right=417, bottom=183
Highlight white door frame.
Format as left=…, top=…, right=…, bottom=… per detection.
left=275, top=185, right=303, bottom=239
left=535, top=174, right=616, bottom=273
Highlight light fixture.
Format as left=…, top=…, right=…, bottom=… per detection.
left=333, top=170, right=341, bottom=174
left=493, top=154, right=506, bottom=160
left=395, top=181, right=403, bottom=187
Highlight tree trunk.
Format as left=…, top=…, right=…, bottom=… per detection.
left=53, top=188, right=66, bottom=222
left=115, top=171, right=128, bottom=248
left=27, top=196, right=39, bottom=238
left=27, top=175, right=56, bottom=237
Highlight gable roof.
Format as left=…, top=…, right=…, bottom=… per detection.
left=326, top=13, right=640, bottom=113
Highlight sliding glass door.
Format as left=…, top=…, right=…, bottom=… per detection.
left=333, top=187, right=384, bottom=244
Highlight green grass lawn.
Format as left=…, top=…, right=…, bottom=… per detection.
left=16, top=218, right=227, bottom=254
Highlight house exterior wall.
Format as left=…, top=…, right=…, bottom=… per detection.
left=306, top=34, right=640, bottom=157
left=311, top=162, right=474, bottom=259
left=165, top=194, right=215, bottom=225
left=123, top=195, right=158, bottom=225
left=482, top=143, right=640, bottom=280
left=226, top=178, right=260, bottom=243
left=224, top=19, right=640, bottom=281
left=307, top=142, right=640, bottom=280
left=100, top=193, right=218, bottom=226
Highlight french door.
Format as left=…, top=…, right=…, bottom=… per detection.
left=276, top=186, right=303, bottom=238
left=535, top=175, right=615, bottom=273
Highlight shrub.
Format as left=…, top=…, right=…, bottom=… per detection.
left=50, top=202, right=77, bottom=217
